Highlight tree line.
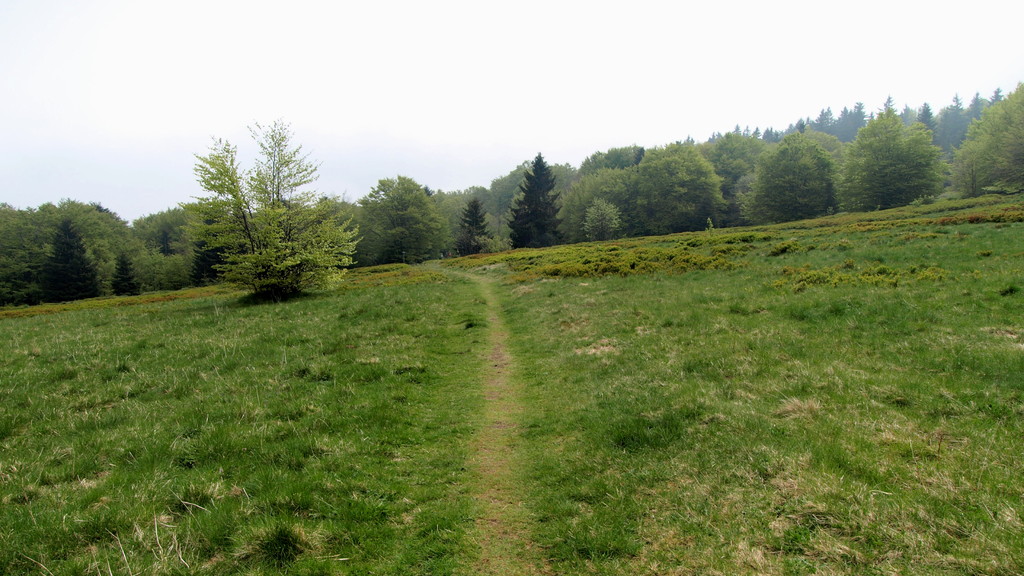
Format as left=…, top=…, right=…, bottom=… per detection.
left=2, top=85, right=1021, bottom=305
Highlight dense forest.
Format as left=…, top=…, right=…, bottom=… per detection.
left=2, top=85, right=1021, bottom=306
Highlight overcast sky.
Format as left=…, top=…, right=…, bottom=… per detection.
left=2, top=0, right=1021, bottom=222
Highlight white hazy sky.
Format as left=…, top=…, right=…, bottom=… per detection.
left=1, top=0, right=1021, bottom=221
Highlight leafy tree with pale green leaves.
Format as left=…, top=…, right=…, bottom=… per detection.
left=357, top=175, right=448, bottom=265
left=838, top=109, right=944, bottom=211
left=745, top=133, right=836, bottom=224
left=583, top=198, right=622, bottom=241
left=953, top=84, right=1024, bottom=196
left=186, top=121, right=358, bottom=300
left=509, top=153, right=561, bottom=248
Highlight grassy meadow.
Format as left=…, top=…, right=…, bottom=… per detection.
left=2, top=195, right=1023, bottom=574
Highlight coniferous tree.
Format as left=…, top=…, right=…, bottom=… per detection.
left=191, top=237, right=225, bottom=285
left=112, top=252, right=141, bottom=295
left=454, top=197, right=491, bottom=255
left=917, top=102, right=936, bottom=133
left=509, top=153, right=560, bottom=248
left=812, top=108, right=836, bottom=133
left=42, top=218, right=100, bottom=302
left=834, top=103, right=867, bottom=142
left=936, top=95, right=970, bottom=153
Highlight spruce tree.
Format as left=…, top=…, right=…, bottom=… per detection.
left=455, top=197, right=491, bottom=255
left=112, top=252, right=141, bottom=295
left=509, top=153, right=560, bottom=248
left=42, top=219, right=100, bottom=302
left=917, top=102, right=936, bottom=132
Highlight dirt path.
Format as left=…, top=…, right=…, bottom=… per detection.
left=458, top=274, right=544, bottom=576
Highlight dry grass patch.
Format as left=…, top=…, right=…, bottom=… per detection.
left=774, top=397, right=823, bottom=419
left=574, top=338, right=620, bottom=355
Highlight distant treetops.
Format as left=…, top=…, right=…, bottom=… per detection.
left=3, top=85, right=1021, bottom=306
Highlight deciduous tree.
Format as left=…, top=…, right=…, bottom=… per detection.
left=632, top=144, right=724, bottom=235
left=186, top=121, right=358, bottom=300
left=700, top=133, right=767, bottom=226
left=745, top=133, right=836, bottom=224
left=838, top=109, right=944, bottom=211
left=357, top=175, right=448, bottom=265
left=583, top=199, right=622, bottom=241
left=953, top=84, right=1024, bottom=196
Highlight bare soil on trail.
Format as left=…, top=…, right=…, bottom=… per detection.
left=459, top=276, right=545, bottom=576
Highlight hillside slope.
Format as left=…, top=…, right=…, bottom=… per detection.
left=1, top=194, right=1022, bottom=574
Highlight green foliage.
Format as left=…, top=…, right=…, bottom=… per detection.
left=746, top=132, right=836, bottom=224
left=934, top=94, right=971, bottom=153
left=478, top=161, right=575, bottom=235
left=111, top=253, right=141, bottom=296
left=579, top=145, right=644, bottom=176
left=454, top=197, right=491, bottom=255
left=839, top=109, right=945, bottom=211
left=0, top=204, right=46, bottom=306
left=582, top=198, right=622, bottom=242
left=632, top=143, right=725, bottom=235
left=509, top=153, right=561, bottom=248
left=559, top=168, right=634, bottom=243
left=700, top=132, right=767, bottom=225
left=186, top=121, right=358, bottom=300
left=357, top=175, right=448, bottom=265
left=41, top=219, right=101, bottom=303
left=131, top=208, right=190, bottom=256
left=953, top=83, right=1024, bottom=196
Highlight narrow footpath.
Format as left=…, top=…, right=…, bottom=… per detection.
left=458, top=274, right=544, bottom=576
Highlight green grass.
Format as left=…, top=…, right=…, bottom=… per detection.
left=0, top=272, right=489, bottom=575
left=2, top=195, right=1023, bottom=574
left=463, top=196, right=1024, bottom=574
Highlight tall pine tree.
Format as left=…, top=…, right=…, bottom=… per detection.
left=509, top=153, right=560, bottom=248
left=42, top=218, right=100, bottom=303
left=455, top=197, right=491, bottom=255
